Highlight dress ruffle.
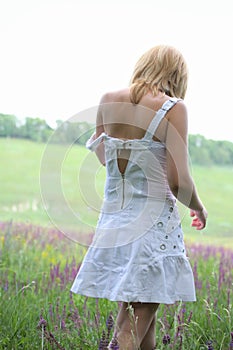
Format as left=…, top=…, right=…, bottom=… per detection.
left=71, top=252, right=196, bottom=304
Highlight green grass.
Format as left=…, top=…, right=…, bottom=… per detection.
left=179, top=165, right=233, bottom=246
left=0, top=222, right=232, bottom=349
left=0, top=137, right=233, bottom=246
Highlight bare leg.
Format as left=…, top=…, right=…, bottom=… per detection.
left=140, top=315, right=156, bottom=350
left=109, top=302, right=159, bottom=350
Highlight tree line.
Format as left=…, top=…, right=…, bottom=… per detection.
left=0, top=113, right=93, bottom=145
left=0, top=113, right=232, bottom=166
left=188, top=134, right=233, bottom=166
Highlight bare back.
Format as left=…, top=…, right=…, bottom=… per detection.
left=96, top=88, right=172, bottom=174
left=95, top=87, right=190, bottom=181
left=97, top=88, right=171, bottom=143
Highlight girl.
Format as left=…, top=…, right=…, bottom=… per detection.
left=71, top=45, right=208, bottom=350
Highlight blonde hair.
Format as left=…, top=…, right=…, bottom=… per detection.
left=129, top=45, right=188, bottom=104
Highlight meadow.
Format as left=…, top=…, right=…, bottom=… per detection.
left=1, top=138, right=233, bottom=246
left=0, top=138, right=233, bottom=349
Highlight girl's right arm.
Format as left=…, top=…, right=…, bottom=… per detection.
left=165, top=101, right=207, bottom=230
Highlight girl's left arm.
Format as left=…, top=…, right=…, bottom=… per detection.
left=94, top=95, right=106, bottom=165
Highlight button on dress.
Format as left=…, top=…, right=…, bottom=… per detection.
left=71, top=98, right=196, bottom=304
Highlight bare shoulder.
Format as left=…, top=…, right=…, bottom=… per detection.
left=166, top=99, right=189, bottom=142
left=168, top=99, right=187, bottom=116
left=166, top=99, right=188, bottom=124
left=99, top=88, right=130, bottom=104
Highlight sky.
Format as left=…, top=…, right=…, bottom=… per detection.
left=0, top=0, right=233, bottom=142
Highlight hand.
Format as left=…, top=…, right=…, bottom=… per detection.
left=190, top=207, right=208, bottom=230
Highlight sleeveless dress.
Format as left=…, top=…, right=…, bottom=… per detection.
left=71, top=98, right=196, bottom=304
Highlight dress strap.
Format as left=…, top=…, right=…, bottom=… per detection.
left=143, top=97, right=181, bottom=141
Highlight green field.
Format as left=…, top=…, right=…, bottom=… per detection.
left=0, top=137, right=233, bottom=247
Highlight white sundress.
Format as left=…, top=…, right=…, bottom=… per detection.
left=71, top=98, right=196, bottom=304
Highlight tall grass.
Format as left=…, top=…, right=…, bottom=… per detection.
left=0, top=221, right=232, bottom=349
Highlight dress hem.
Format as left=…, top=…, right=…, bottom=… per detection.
left=70, top=288, right=196, bottom=304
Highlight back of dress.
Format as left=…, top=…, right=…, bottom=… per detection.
left=87, top=98, right=181, bottom=248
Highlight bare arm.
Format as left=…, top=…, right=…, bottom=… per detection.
left=166, top=101, right=207, bottom=230
left=92, top=94, right=107, bottom=165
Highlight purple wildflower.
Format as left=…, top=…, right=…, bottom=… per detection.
left=109, top=336, right=119, bottom=349
left=60, top=319, right=66, bottom=330
left=4, top=279, right=9, bottom=291
left=187, top=311, right=193, bottom=324
left=98, top=330, right=109, bottom=350
left=207, top=340, right=214, bottom=350
left=37, top=315, right=47, bottom=329
left=229, top=332, right=233, bottom=349
left=162, top=334, right=171, bottom=345
left=106, top=312, right=114, bottom=332
left=182, top=304, right=186, bottom=317
left=178, top=334, right=183, bottom=350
